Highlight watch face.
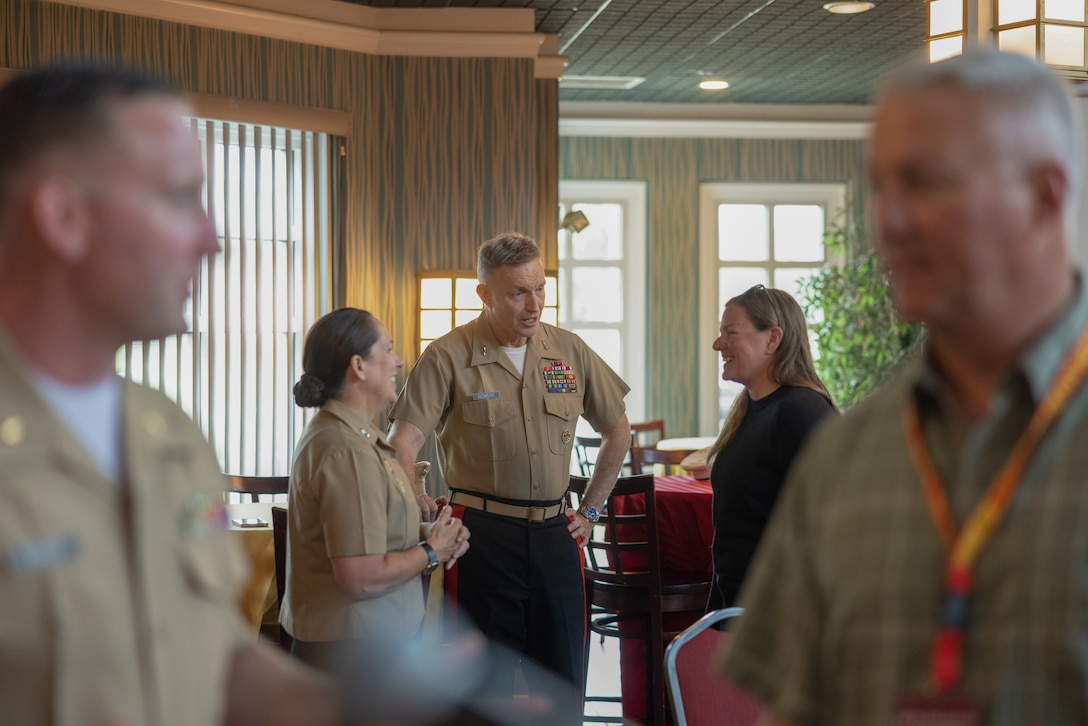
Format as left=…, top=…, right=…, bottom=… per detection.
left=586, top=507, right=600, bottom=523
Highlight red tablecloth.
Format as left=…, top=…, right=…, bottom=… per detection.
left=606, top=475, right=713, bottom=724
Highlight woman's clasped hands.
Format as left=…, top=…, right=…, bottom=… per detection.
left=425, top=506, right=471, bottom=570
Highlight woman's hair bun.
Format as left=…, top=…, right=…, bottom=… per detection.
left=293, top=372, right=328, bottom=408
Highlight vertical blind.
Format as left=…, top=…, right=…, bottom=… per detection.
left=117, top=117, right=336, bottom=476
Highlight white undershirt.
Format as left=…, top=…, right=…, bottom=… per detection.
left=32, top=371, right=123, bottom=483
left=503, top=345, right=527, bottom=377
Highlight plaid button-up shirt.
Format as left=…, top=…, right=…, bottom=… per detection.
left=721, top=277, right=1088, bottom=726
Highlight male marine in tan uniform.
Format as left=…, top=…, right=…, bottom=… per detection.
left=388, top=232, right=631, bottom=695
left=0, top=64, right=337, bottom=725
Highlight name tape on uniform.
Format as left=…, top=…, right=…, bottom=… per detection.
left=6, top=534, right=81, bottom=574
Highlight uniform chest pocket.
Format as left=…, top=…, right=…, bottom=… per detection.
left=460, top=399, right=518, bottom=461
left=178, top=535, right=247, bottom=607
left=544, top=394, right=584, bottom=455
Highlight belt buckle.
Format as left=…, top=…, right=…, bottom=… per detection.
left=527, top=506, right=547, bottom=522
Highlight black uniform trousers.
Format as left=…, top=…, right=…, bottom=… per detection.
left=452, top=506, right=587, bottom=695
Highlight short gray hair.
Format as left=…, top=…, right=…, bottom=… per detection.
left=880, top=49, right=1080, bottom=197
left=477, top=232, right=541, bottom=283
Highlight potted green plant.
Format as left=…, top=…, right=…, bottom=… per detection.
left=797, top=216, right=923, bottom=409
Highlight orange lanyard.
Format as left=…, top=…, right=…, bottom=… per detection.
left=903, top=324, right=1088, bottom=692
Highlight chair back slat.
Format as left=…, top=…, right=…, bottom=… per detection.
left=631, top=447, right=690, bottom=476
left=229, top=475, right=289, bottom=502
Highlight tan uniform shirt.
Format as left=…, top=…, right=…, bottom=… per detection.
left=281, top=399, right=424, bottom=642
left=390, top=315, right=629, bottom=501
left=0, top=327, right=249, bottom=726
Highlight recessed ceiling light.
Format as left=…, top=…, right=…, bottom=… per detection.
left=699, top=79, right=729, bottom=90
left=823, top=1, right=875, bottom=13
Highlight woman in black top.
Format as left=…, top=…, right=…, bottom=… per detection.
left=707, top=285, right=836, bottom=610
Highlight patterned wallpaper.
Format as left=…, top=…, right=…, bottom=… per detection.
left=560, top=135, right=866, bottom=436
left=1, top=0, right=558, bottom=363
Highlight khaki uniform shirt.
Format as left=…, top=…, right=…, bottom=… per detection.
left=0, top=327, right=249, bottom=726
left=281, top=399, right=424, bottom=642
left=722, top=278, right=1088, bottom=726
left=390, top=315, right=629, bottom=501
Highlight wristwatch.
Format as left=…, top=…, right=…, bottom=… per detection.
left=577, top=504, right=601, bottom=523
left=419, top=541, right=440, bottom=575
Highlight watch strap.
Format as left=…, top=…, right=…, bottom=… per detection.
left=419, top=541, right=439, bottom=574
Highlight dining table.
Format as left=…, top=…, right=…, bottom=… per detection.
left=227, top=500, right=279, bottom=633
left=609, top=474, right=714, bottom=724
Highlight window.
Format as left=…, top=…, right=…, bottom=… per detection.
left=117, top=117, right=337, bottom=476
left=416, top=271, right=558, bottom=356
left=697, top=183, right=845, bottom=435
left=558, top=181, right=648, bottom=426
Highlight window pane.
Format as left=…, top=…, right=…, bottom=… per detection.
left=929, top=35, right=963, bottom=62
left=998, top=25, right=1038, bottom=57
left=420, top=310, right=453, bottom=340
left=1045, top=24, right=1085, bottom=66
left=772, top=267, right=824, bottom=325
left=455, top=309, right=479, bottom=327
left=773, top=205, right=824, bottom=262
left=572, top=268, right=623, bottom=323
left=572, top=329, right=622, bottom=375
left=999, top=0, right=1037, bottom=24
left=718, top=204, right=768, bottom=261
left=930, top=0, right=964, bottom=35
left=542, top=309, right=559, bottom=327
left=772, top=267, right=817, bottom=302
left=1046, top=0, right=1085, bottom=22
left=122, top=118, right=331, bottom=476
left=545, top=275, right=559, bottom=305
left=455, top=278, right=482, bottom=309
left=571, top=203, right=623, bottom=260
left=719, top=268, right=768, bottom=311
left=420, top=278, right=453, bottom=309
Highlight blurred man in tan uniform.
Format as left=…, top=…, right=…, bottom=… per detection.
left=389, top=232, right=631, bottom=696
left=0, top=64, right=337, bottom=725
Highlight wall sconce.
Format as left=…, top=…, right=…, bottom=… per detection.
left=560, top=210, right=590, bottom=234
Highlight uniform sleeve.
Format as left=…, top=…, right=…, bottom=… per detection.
left=389, top=345, right=452, bottom=435
left=575, top=338, right=630, bottom=434
left=312, top=448, right=391, bottom=558
left=718, top=432, right=827, bottom=725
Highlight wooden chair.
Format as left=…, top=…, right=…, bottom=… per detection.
left=665, top=608, right=760, bottom=726
left=271, top=505, right=293, bottom=652
left=574, top=435, right=602, bottom=476
left=630, top=419, right=667, bottom=449
left=228, top=475, right=289, bottom=503
left=569, top=474, right=712, bottom=725
left=631, top=446, right=690, bottom=476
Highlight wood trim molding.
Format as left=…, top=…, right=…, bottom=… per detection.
left=188, top=95, right=352, bottom=136
left=559, top=101, right=873, bottom=139
left=51, top=0, right=569, bottom=77
left=0, top=66, right=353, bottom=134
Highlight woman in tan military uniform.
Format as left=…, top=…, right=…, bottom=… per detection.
left=280, top=308, right=469, bottom=673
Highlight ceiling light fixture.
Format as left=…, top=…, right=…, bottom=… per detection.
left=698, top=79, right=729, bottom=90
left=823, top=1, right=875, bottom=13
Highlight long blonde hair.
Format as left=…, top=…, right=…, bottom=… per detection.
left=707, top=286, right=835, bottom=459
